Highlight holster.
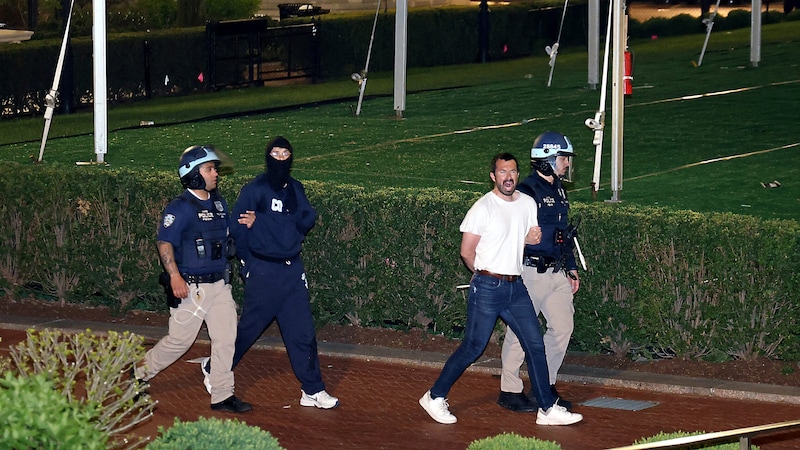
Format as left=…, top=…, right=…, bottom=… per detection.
left=224, top=260, right=232, bottom=284
left=158, top=271, right=181, bottom=308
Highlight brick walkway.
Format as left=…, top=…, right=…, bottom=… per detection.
left=2, top=317, right=800, bottom=449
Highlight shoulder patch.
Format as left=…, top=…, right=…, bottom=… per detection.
left=162, top=214, right=176, bottom=228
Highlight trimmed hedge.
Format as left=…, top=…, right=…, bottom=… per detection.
left=0, top=163, right=797, bottom=360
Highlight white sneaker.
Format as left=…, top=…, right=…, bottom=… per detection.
left=419, top=390, right=457, bottom=424
left=536, top=404, right=583, bottom=426
left=300, top=389, right=339, bottom=409
left=200, top=357, right=211, bottom=394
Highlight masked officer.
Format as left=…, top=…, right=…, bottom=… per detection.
left=497, top=131, right=580, bottom=412
left=136, top=145, right=251, bottom=413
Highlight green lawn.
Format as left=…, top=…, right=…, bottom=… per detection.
left=1, top=21, right=798, bottom=220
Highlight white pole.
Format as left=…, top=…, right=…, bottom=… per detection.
left=609, top=0, right=626, bottom=202
left=587, top=0, right=599, bottom=89
left=751, top=0, right=761, bottom=67
left=92, top=0, right=108, bottom=163
left=37, top=0, right=75, bottom=163
left=355, top=0, right=381, bottom=116
left=587, top=3, right=613, bottom=193
left=393, top=0, right=408, bottom=118
left=697, top=0, right=721, bottom=67
left=546, top=0, right=569, bottom=87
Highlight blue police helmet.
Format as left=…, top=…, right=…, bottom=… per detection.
left=531, top=131, right=574, bottom=159
left=530, top=132, right=574, bottom=178
left=179, top=145, right=221, bottom=189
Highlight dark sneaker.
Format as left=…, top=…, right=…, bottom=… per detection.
left=497, top=391, right=538, bottom=412
left=551, top=385, right=573, bottom=410
left=211, top=395, right=252, bottom=413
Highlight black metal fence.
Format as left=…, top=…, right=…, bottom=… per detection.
left=205, top=18, right=320, bottom=90
left=0, top=20, right=321, bottom=119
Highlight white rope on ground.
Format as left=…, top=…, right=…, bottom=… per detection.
left=571, top=142, right=800, bottom=192
left=298, top=78, right=800, bottom=186
left=303, top=78, right=800, bottom=164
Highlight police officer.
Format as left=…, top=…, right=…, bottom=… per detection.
left=497, top=131, right=579, bottom=412
left=136, top=145, right=251, bottom=413
left=228, top=136, right=339, bottom=409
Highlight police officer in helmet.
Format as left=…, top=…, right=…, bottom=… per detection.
left=135, top=145, right=251, bottom=413
left=497, top=131, right=580, bottom=412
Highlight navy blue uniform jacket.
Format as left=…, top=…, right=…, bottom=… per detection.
left=517, top=173, right=578, bottom=271
left=231, top=173, right=317, bottom=262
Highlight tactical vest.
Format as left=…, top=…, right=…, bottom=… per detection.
left=177, top=190, right=229, bottom=275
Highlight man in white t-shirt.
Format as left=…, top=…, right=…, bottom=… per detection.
left=418, top=153, right=583, bottom=426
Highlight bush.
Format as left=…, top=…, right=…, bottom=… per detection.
left=0, top=165, right=798, bottom=361
left=467, top=432, right=562, bottom=449
left=8, top=328, right=156, bottom=449
left=147, top=417, right=285, bottom=449
left=634, top=430, right=760, bottom=449
left=0, top=372, right=107, bottom=449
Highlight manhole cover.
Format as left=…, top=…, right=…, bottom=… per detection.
left=580, top=397, right=658, bottom=411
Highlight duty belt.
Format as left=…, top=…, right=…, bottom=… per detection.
left=523, top=255, right=557, bottom=268
left=183, top=272, right=225, bottom=284
left=476, top=270, right=520, bottom=282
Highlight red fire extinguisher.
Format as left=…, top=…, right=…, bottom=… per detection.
left=623, top=48, right=634, bottom=96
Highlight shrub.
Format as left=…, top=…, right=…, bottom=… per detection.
left=8, top=328, right=156, bottom=449
left=634, top=430, right=760, bottom=449
left=0, top=372, right=107, bottom=449
left=467, top=432, right=562, bottom=449
left=717, top=9, right=753, bottom=31
left=147, top=417, right=285, bottom=449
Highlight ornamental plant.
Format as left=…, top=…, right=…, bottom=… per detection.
left=0, top=372, right=107, bottom=449
left=467, top=432, right=562, bottom=450
left=8, top=328, right=156, bottom=449
left=147, top=417, right=285, bottom=449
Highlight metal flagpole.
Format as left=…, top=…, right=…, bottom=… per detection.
left=91, top=0, right=108, bottom=164
left=393, top=0, right=408, bottom=119
left=37, top=0, right=75, bottom=163
left=546, top=0, right=569, bottom=87
left=609, top=0, right=626, bottom=202
left=353, top=0, right=381, bottom=116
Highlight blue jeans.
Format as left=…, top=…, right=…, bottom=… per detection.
left=430, top=273, right=556, bottom=410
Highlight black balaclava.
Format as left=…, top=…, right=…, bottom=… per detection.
left=265, top=136, right=294, bottom=190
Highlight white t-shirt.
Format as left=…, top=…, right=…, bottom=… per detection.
left=460, top=190, right=538, bottom=276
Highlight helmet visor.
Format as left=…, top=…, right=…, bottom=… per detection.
left=551, top=153, right=574, bottom=183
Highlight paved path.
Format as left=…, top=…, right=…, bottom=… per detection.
left=2, top=314, right=800, bottom=449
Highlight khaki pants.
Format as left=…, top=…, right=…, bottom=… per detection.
left=500, top=267, right=574, bottom=391
left=141, top=279, right=238, bottom=404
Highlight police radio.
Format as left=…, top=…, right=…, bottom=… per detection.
left=195, top=237, right=206, bottom=258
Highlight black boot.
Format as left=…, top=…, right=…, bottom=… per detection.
left=497, top=391, right=538, bottom=412
left=211, top=395, right=252, bottom=413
